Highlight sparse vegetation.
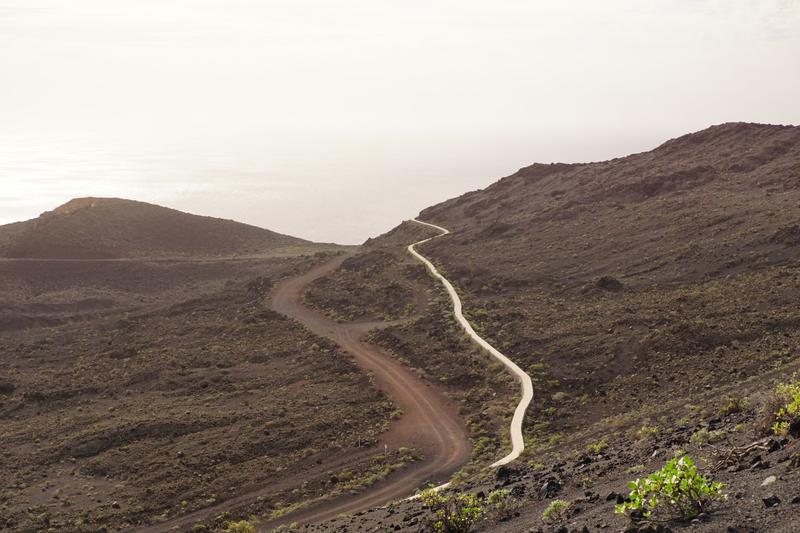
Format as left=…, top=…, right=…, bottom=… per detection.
left=302, top=250, right=418, bottom=322
left=0, top=254, right=394, bottom=532
left=586, top=438, right=608, bottom=454
left=615, top=456, right=725, bottom=521
left=635, top=424, right=661, bottom=442
left=720, top=395, right=748, bottom=415
left=484, top=488, right=513, bottom=521
left=770, top=375, right=800, bottom=437
left=541, top=499, right=571, bottom=523
left=224, top=518, right=258, bottom=533
left=689, top=428, right=726, bottom=447
left=419, top=488, right=483, bottom=533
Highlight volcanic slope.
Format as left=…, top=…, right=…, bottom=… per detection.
left=0, top=199, right=405, bottom=532
left=306, top=123, right=800, bottom=532
left=0, top=197, right=306, bottom=259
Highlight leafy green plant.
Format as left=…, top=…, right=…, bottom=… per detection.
left=771, top=377, right=800, bottom=437
left=419, top=488, right=483, bottom=533
left=541, top=499, right=571, bottom=523
left=615, top=456, right=725, bottom=521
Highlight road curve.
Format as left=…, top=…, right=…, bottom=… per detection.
left=133, top=254, right=470, bottom=533
left=266, top=253, right=471, bottom=526
left=408, top=219, right=534, bottom=468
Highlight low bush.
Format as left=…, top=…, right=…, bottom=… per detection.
left=615, top=456, right=725, bottom=521
left=586, top=438, right=608, bottom=454
left=485, top=488, right=513, bottom=521
left=419, top=488, right=483, bottom=533
left=541, top=499, right=571, bottom=523
left=223, top=519, right=257, bottom=533
left=720, top=395, right=747, bottom=415
left=771, top=376, right=800, bottom=437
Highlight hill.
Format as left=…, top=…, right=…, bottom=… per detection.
left=417, top=122, right=799, bottom=284
left=303, top=122, right=800, bottom=531
left=0, top=197, right=307, bottom=259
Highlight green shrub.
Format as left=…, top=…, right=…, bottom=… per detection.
left=635, top=424, right=660, bottom=442
left=485, top=489, right=512, bottom=520
left=772, top=377, right=800, bottom=437
left=486, top=488, right=509, bottom=509
left=419, top=488, right=483, bottom=533
left=541, top=499, right=571, bottom=523
left=224, top=519, right=257, bottom=533
left=615, top=456, right=725, bottom=520
left=586, top=438, right=608, bottom=454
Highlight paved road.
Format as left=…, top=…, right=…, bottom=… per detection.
left=409, top=219, right=534, bottom=467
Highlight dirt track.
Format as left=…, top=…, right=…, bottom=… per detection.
left=265, top=253, right=471, bottom=528
left=130, top=254, right=469, bottom=532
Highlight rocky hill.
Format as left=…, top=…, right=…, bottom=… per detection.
left=0, top=197, right=307, bottom=259
left=308, top=122, right=800, bottom=531
left=417, top=122, right=799, bottom=286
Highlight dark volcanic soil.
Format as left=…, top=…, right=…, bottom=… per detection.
left=302, top=123, right=800, bottom=532
left=0, top=253, right=398, bottom=532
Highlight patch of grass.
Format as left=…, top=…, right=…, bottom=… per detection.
left=720, top=395, right=748, bottom=416
left=625, top=464, right=646, bottom=475
left=635, top=424, right=661, bottom=442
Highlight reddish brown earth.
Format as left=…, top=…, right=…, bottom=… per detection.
left=265, top=253, right=471, bottom=528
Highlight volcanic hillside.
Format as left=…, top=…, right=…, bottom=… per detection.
left=0, top=197, right=307, bottom=259
left=304, top=122, right=800, bottom=531
left=418, top=122, right=800, bottom=284
left=388, top=122, right=800, bottom=422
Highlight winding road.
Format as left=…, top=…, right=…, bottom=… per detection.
left=266, top=253, right=471, bottom=527
left=270, top=219, right=535, bottom=524
left=140, top=220, right=534, bottom=531
left=408, top=219, right=533, bottom=468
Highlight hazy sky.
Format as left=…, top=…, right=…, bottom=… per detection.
left=2, top=1, right=798, bottom=243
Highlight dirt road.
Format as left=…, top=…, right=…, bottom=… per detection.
left=265, top=253, right=471, bottom=528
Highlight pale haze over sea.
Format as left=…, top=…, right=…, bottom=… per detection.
left=2, top=0, right=798, bottom=243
